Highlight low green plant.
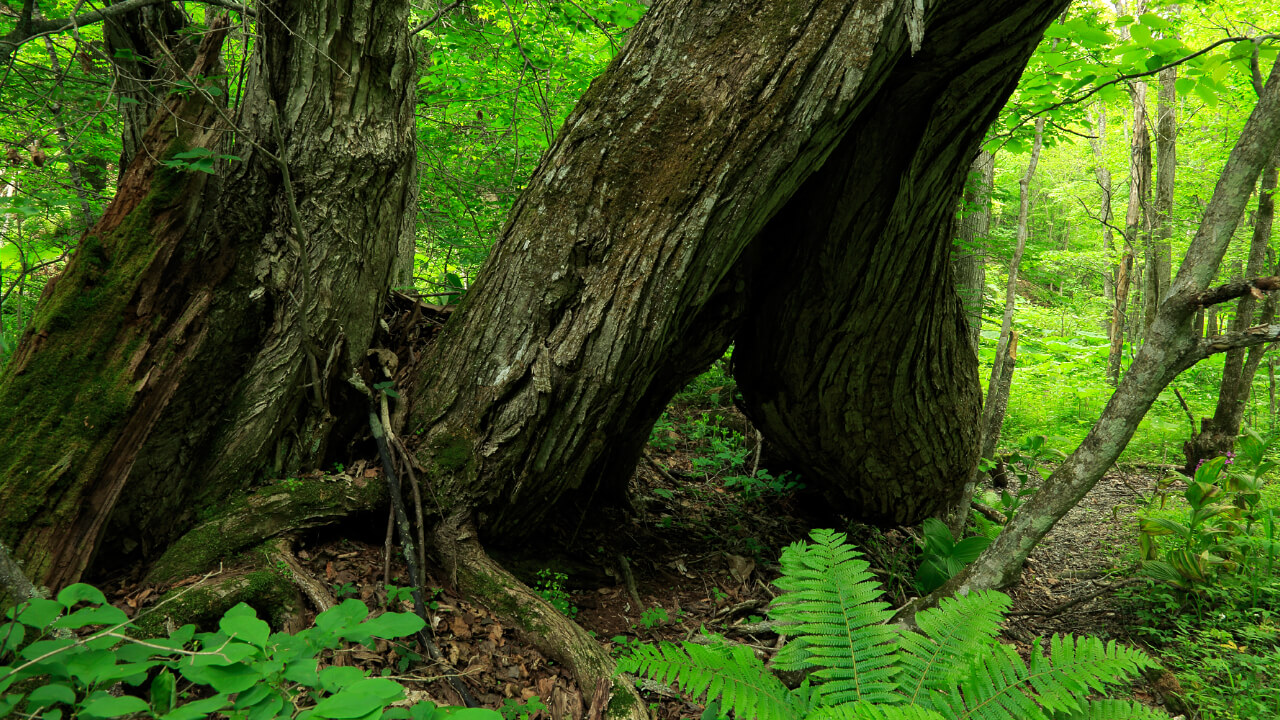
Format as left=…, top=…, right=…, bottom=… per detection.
left=332, top=582, right=358, bottom=599
left=723, top=469, right=803, bottom=502
left=913, top=518, right=992, bottom=595
left=637, top=606, right=670, bottom=629
left=619, top=529, right=1168, bottom=720
left=498, top=695, right=546, bottom=720
left=534, top=569, right=577, bottom=618
left=0, top=584, right=501, bottom=719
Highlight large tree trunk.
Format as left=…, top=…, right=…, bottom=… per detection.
left=925, top=53, right=1280, bottom=602
left=411, top=0, right=1067, bottom=534
left=0, top=1, right=417, bottom=589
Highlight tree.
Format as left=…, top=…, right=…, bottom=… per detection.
left=0, top=1, right=418, bottom=589
left=926, top=51, right=1280, bottom=602
left=0, top=0, right=1071, bottom=713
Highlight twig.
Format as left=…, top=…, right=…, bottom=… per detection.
left=1005, top=577, right=1144, bottom=617
left=616, top=554, right=643, bottom=611
left=643, top=451, right=678, bottom=484
left=411, top=1, right=463, bottom=35
left=970, top=502, right=1007, bottom=525
left=1172, top=387, right=1197, bottom=436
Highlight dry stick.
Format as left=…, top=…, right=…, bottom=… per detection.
left=369, top=408, right=478, bottom=708
left=1005, top=577, right=1145, bottom=618
left=382, top=505, right=394, bottom=596
left=643, top=451, right=678, bottom=484
left=970, top=502, right=1008, bottom=525
left=616, top=554, right=643, bottom=611
left=1172, top=387, right=1197, bottom=436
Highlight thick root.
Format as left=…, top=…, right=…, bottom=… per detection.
left=433, top=515, right=649, bottom=720
left=133, top=566, right=305, bottom=637
left=147, top=472, right=386, bottom=583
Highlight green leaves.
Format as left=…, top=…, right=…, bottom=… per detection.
left=0, top=588, right=496, bottom=720
left=915, top=519, right=993, bottom=595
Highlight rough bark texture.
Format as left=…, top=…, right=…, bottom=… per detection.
left=410, top=0, right=1068, bottom=534
left=1127, top=81, right=1154, bottom=335
left=952, top=151, right=996, bottom=355
left=731, top=10, right=1059, bottom=525
left=0, top=1, right=417, bottom=589
left=929, top=54, right=1280, bottom=601
left=1091, top=108, right=1116, bottom=307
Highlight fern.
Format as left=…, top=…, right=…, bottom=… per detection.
left=620, top=529, right=1170, bottom=720
left=617, top=634, right=805, bottom=720
left=771, top=529, right=901, bottom=705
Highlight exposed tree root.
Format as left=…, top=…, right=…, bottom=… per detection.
left=147, top=473, right=386, bottom=583
left=134, top=566, right=305, bottom=637
left=433, top=514, right=649, bottom=720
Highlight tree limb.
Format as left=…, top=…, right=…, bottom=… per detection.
left=1192, top=275, right=1280, bottom=308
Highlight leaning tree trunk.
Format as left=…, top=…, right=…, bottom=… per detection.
left=730, top=12, right=1065, bottom=525
left=924, top=54, right=1280, bottom=602
left=0, top=1, right=417, bottom=590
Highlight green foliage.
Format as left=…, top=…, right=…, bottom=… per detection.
left=637, top=607, right=670, bottom=630
left=620, top=529, right=1164, bottom=720
left=0, top=585, right=501, bottom=720
left=534, top=569, right=577, bottom=618
left=914, top=519, right=992, bottom=595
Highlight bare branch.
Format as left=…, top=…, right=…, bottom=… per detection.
left=1192, top=276, right=1280, bottom=308
left=411, top=0, right=464, bottom=35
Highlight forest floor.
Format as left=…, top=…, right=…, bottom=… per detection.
left=102, top=397, right=1186, bottom=720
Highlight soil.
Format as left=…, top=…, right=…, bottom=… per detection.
left=100, top=399, right=1186, bottom=720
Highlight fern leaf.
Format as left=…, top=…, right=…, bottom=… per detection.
left=1049, top=699, right=1172, bottom=720
left=929, top=635, right=1159, bottom=720
left=770, top=529, right=901, bottom=705
left=617, top=639, right=802, bottom=720
left=805, top=701, right=948, bottom=720
left=898, top=590, right=1010, bottom=706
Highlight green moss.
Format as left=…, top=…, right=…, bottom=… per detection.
left=606, top=686, right=637, bottom=718
left=430, top=433, right=474, bottom=473
left=133, top=568, right=297, bottom=637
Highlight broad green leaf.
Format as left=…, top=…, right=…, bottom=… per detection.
left=25, top=682, right=75, bottom=708
left=8, top=598, right=65, bottom=628
left=220, top=604, right=270, bottom=647
left=80, top=694, right=150, bottom=719
left=56, top=584, right=107, bottom=607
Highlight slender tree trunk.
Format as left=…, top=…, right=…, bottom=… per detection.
left=1186, top=150, right=1280, bottom=469
left=1108, top=248, right=1134, bottom=383
left=1151, top=64, right=1176, bottom=321
left=925, top=53, right=1280, bottom=601
left=0, top=1, right=418, bottom=589
left=984, top=118, right=1044, bottom=454
left=953, top=151, right=996, bottom=355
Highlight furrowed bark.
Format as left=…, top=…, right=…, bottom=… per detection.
left=732, top=9, right=1061, bottom=525
left=0, top=0, right=417, bottom=589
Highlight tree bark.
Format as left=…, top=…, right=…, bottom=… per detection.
left=1089, top=106, right=1117, bottom=313
left=1186, top=149, right=1280, bottom=469
left=953, top=151, right=996, bottom=355
left=0, top=1, right=417, bottom=589
left=925, top=52, right=1280, bottom=601
left=1151, top=64, right=1176, bottom=322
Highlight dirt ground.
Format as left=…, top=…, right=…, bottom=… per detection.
left=102, top=409, right=1184, bottom=720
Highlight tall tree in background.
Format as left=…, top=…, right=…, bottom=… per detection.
left=929, top=53, right=1280, bottom=601
left=1185, top=56, right=1280, bottom=470
left=1090, top=105, right=1118, bottom=315
left=954, top=151, right=997, bottom=354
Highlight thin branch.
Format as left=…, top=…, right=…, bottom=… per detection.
left=1171, top=387, right=1197, bottom=435
left=1001, top=33, right=1280, bottom=143
left=411, top=0, right=463, bottom=35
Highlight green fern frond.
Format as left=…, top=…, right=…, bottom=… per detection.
left=617, top=638, right=802, bottom=720
left=1025, top=636, right=1157, bottom=716
left=1049, top=699, right=1172, bottom=720
left=771, top=529, right=900, bottom=705
left=805, top=701, right=948, bottom=720
left=898, top=590, right=1010, bottom=705
left=930, top=635, right=1162, bottom=720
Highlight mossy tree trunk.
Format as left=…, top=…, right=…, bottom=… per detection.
left=0, top=0, right=417, bottom=590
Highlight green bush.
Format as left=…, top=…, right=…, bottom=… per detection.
left=0, top=584, right=501, bottom=720
left=620, top=529, right=1168, bottom=720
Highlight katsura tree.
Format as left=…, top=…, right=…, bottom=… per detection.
left=0, top=0, right=1072, bottom=713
